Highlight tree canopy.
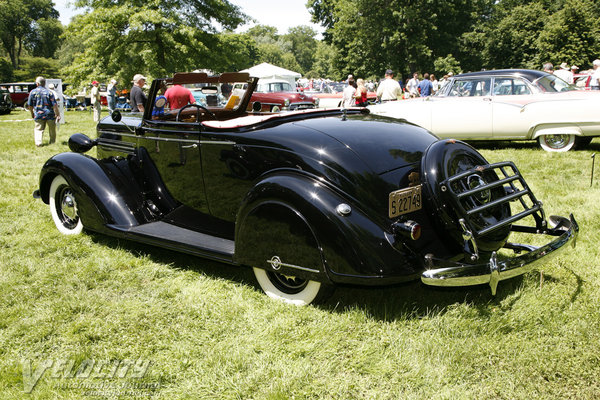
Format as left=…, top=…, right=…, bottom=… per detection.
left=2, top=0, right=600, bottom=88
left=0, top=0, right=62, bottom=69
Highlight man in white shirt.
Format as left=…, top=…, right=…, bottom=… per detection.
left=554, top=62, right=573, bottom=84
left=376, top=69, right=401, bottom=102
left=406, top=73, right=419, bottom=98
left=591, top=59, right=600, bottom=90
left=342, top=75, right=357, bottom=108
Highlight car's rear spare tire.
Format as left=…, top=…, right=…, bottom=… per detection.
left=421, top=140, right=512, bottom=258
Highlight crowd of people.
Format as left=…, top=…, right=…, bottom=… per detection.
left=26, top=59, right=600, bottom=147
left=543, top=60, right=600, bottom=89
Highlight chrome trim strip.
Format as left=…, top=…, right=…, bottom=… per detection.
left=421, top=214, right=578, bottom=294
left=267, top=256, right=320, bottom=274
left=97, top=130, right=235, bottom=145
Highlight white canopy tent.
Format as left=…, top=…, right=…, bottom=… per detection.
left=241, top=63, right=302, bottom=87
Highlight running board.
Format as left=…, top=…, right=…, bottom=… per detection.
left=107, top=221, right=235, bottom=263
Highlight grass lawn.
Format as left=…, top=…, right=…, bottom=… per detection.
left=1, top=108, right=599, bottom=399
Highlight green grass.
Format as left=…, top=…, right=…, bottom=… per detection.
left=1, top=109, right=600, bottom=399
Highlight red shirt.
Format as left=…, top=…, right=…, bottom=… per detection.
left=165, top=85, right=195, bottom=109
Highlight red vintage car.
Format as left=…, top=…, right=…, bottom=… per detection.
left=234, top=80, right=319, bottom=112
left=1, top=82, right=35, bottom=107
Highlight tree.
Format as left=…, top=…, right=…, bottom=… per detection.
left=536, top=0, right=600, bottom=69
left=26, top=18, right=64, bottom=59
left=308, top=0, right=492, bottom=80
left=62, top=0, right=248, bottom=88
left=433, top=55, right=462, bottom=77
left=0, top=0, right=60, bottom=68
left=283, top=26, right=318, bottom=75
left=0, top=57, right=13, bottom=81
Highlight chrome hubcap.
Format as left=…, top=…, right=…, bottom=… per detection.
left=545, top=135, right=569, bottom=149
left=59, top=188, right=78, bottom=227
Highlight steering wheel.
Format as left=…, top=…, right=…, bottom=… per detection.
left=176, top=103, right=216, bottom=122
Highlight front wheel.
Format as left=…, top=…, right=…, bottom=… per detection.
left=49, top=175, right=83, bottom=235
left=538, top=134, right=575, bottom=152
left=253, top=268, right=331, bottom=306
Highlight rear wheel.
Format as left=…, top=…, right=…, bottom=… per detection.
left=49, top=175, right=83, bottom=235
left=538, top=134, right=576, bottom=152
left=253, top=267, right=330, bottom=306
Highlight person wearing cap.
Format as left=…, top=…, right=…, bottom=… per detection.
left=27, top=76, right=60, bottom=147
left=554, top=62, right=573, bottom=84
left=130, top=74, right=147, bottom=113
left=376, top=69, right=401, bottom=102
left=591, top=60, right=600, bottom=91
left=107, top=79, right=118, bottom=114
left=90, top=80, right=101, bottom=122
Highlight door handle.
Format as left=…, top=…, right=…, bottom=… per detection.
left=181, top=143, right=198, bottom=149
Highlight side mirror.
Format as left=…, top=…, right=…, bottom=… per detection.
left=252, top=101, right=262, bottom=113
left=111, top=110, right=122, bottom=122
left=68, top=133, right=97, bottom=153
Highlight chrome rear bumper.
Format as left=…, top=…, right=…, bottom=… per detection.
left=421, top=214, right=578, bottom=295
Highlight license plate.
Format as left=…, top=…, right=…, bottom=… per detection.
left=389, top=185, right=422, bottom=218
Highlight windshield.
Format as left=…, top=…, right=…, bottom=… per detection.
left=256, top=82, right=293, bottom=93
left=533, top=75, right=576, bottom=92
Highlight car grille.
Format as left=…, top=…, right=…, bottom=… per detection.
left=289, top=103, right=316, bottom=110
left=441, top=161, right=543, bottom=237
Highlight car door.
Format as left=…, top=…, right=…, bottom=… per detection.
left=138, top=118, right=209, bottom=214
left=490, top=77, right=534, bottom=138
left=430, top=78, right=493, bottom=139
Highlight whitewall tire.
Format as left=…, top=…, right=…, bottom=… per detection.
left=253, top=267, right=326, bottom=306
left=538, top=134, right=576, bottom=152
left=49, top=175, right=83, bottom=235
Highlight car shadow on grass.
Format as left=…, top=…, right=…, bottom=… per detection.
left=318, top=276, right=526, bottom=321
left=89, top=232, right=529, bottom=321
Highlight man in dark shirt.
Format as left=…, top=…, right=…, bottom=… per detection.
left=27, top=76, right=60, bottom=147
left=130, top=74, right=147, bottom=113
left=418, top=73, right=433, bottom=97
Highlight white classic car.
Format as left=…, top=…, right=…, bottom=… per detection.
left=369, top=69, right=600, bottom=152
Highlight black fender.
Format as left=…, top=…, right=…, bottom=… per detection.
left=234, top=171, right=422, bottom=285
left=38, top=152, right=148, bottom=232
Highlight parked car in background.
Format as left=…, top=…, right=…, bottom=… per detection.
left=35, top=71, right=578, bottom=305
left=369, top=69, right=600, bottom=152
left=0, top=86, right=13, bottom=114
left=574, top=73, right=592, bottom=90
left=0, top=82, right=35, bottom=107
left=307, top=82, right=377, bottom=108
left=234, top=79, right=319, bottom=112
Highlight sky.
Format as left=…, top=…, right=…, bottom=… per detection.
left=52, top=0, right=324, bottom=36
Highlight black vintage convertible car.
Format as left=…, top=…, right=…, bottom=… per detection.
left=35, top=71, right=578, bottom=305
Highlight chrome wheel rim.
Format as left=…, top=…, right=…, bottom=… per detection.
left=57, top=186, right=79, bottom=229
left=544, top=135, right=570, bottom=149
left=266, top=271, right=308, bottom=294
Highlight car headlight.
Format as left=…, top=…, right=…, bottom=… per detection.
left=284, top=99, right=290, bottom=107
